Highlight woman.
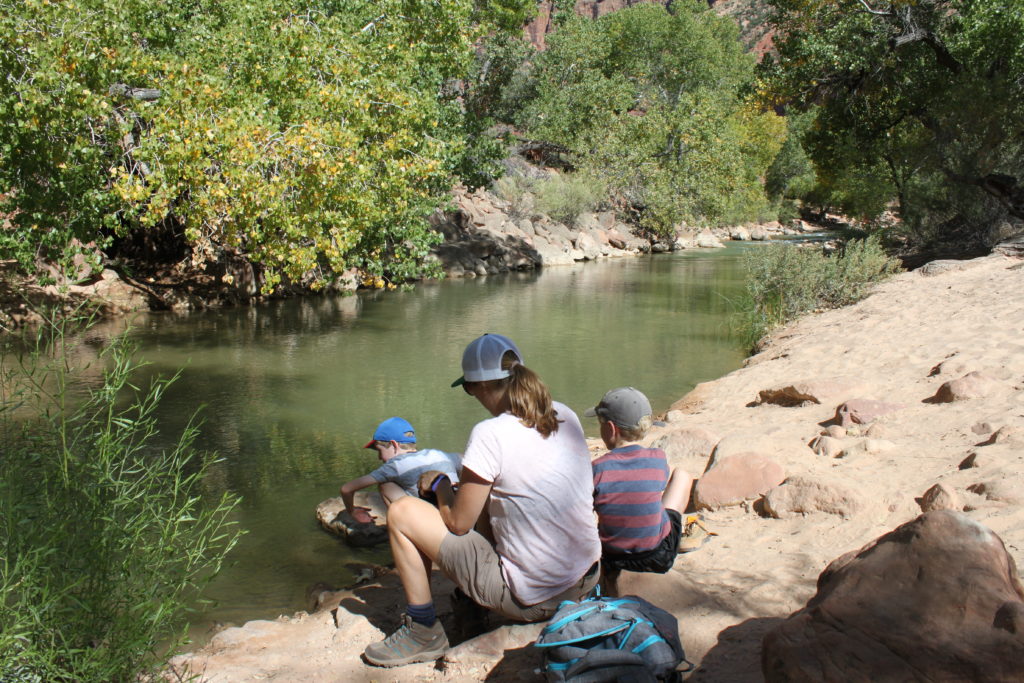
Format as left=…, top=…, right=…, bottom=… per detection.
left=363, top=333, right=601, bottom=668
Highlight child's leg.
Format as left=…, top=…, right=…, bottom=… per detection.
left=661, top=468, right=693, bottom=514
left=380, top=482, right=406, bottom=507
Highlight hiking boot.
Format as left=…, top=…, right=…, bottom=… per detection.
left=363, top=614, right=449, bottom=667
left=678, top=514, right=716, bottom=554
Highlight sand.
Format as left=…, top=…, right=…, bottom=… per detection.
left=168, top=252, right=1024, bottom=682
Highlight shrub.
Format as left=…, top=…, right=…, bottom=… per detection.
left=738, top=236, right=902, bottom=348
left=533, top=173, right=605, bottom=226
left=0, top=317, right=241, bottom=681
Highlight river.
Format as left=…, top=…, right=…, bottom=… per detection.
left=110, top=245, right=752, bottom=639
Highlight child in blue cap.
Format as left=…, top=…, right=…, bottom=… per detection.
left=339, top=416, right=461, bottom=524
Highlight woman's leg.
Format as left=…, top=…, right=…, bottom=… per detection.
left=662, top=468, right=693, bottom=514
left=385, top=495, right=450, bottom=605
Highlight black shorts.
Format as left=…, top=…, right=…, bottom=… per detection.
left=601, top=509, right=683, bottom=575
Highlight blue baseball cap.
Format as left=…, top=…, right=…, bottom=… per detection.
left=364, top=416, right=416, bottom=449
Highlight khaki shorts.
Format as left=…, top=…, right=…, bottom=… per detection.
left=436, top=530, right=599, bottom=622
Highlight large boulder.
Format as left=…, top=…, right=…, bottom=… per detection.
left=762, top=511, right=1024, bottom=682
left=651, top=426, right=720, bottom=474
left=693, top=453, right=785, bottom=510
left=930, top=371, right=1002, bottom=402
left=763, top=476, right=863, bottom=519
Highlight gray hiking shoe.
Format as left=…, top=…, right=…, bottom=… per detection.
left=363, top=614, right=449, bottom=667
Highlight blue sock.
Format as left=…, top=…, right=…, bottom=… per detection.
left=406, top=601, right=436, bottom=627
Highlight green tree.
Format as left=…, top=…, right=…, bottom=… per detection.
left=0, top=0, right=493, bottom=291
left=510, top=2, right=784, bottom=234
left=761, top=0, right=1024, bottom=249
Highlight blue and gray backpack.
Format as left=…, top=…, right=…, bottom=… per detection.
left=534, top=593, right=689, bottom=682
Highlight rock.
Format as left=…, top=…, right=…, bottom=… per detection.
left=574, top=232, right=602, bottom=260
left=917, top=482, right=963, bottom=512
left=987, top=425, right=1024, bottom=446
left=832, top=398, right=905, bottom=427
left=919, top=259, right=970, bottom=276
left=749, top=227, right=768, bottom=241
left=651, top=241, right=671, bottom=253
left=840, top=438, right=896, bottom=458
left=931, top=371, right=1001, bottom=402
left=809, top=435, right=843, bottom=458
left=442, top=623, right=541, bottom=671
left=960, top=452, right=980, bottom=469
left=693, top=453, right=785, bottom=511
left=972, top=421, right=994, bottom=435
left=758, top=377, right=866, bottom=406
left=695, top=230, right=724, bottom=249
left=763, top=476, right=862, bottom=518
left=763, top=511, right=1024, bottom=682
left=315, top=497, right=388, bottom=547
left=864, top=422, right=889, bottom=439
left=967, top=479, right=1024, bottom=505
left=822, top=425, right=846, bottom=439
left=652, top=427, right=720, bottom=473
left=730, top=227, right=751, bottom=241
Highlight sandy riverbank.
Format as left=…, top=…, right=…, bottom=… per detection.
left=169, top=252, right=1024, bottom=682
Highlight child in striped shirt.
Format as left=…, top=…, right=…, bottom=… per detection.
left=585, top=387, right=693, bottom=596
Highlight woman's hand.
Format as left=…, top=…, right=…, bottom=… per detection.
left=418, top=470, right=449, bottom=497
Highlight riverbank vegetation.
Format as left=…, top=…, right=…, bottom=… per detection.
left=0, top=318, right=241, bottom=680
left=739, top=236, right=903, bottom=348
left=3, top=0, right=1019, bottom=297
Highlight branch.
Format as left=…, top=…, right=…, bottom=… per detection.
left=855, top=0, right=894, bottom=17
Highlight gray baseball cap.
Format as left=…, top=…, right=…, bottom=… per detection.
left=451, top=333, right=523, bottom=387
left=584, top=387, right=652, bottom=429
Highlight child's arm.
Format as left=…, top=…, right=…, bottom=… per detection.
left=340, top=474, right=379, bottom=523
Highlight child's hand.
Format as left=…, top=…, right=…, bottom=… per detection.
left=351, top=507, right=375, bottom=525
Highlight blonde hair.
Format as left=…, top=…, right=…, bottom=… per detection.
left=602, top=415, right=652, bottom=443
left=483, top=351, right=561, bottom=438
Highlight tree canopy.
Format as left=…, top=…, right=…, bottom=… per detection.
left=761, top=0, right=1024, bottom=249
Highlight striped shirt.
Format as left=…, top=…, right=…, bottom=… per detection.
left=369, top=448, right=461, bottom=498
left=592, top=445, right=671, bottom=554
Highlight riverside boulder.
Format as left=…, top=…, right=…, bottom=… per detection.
left=762, top=511, right=1024, bottom=682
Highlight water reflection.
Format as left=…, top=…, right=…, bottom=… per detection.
left=110, top=246, right=750, bottom=636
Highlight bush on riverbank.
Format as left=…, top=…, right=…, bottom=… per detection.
left=739, top=237, right=902, bottom=348
left=0, top=317, right=241, bottom=680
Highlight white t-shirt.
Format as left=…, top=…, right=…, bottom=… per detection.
left=460, top=402, right=601, bottom=605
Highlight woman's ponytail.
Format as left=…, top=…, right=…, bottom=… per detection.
left=501, top=352, right=560, bottom=437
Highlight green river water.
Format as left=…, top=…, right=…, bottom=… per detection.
left=108, top=244, right=752, bottom=638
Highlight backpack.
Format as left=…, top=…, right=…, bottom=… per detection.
left=534, top=593, right=689, bottom=682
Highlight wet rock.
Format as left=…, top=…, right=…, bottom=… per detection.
left=693, top=453, right=785, bottom=511
left=758, top=377, right=865, bottom=406
left=762, top=511, right=1024, bottom=683
left=809, top=435, right=843, bottom=458
left=917, top=482, right=963, bottom=512
left=763, top=476, right=862, bottom=519
left=931, top=371, right=1001, bottom=402
left=832, top=398, right=905, bottom=427
left=315, top=497, right=388, bottom=547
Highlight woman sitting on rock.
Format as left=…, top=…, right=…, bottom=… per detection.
left=363, top=333, right=601, bottom=668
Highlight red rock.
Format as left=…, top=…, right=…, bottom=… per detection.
left=758, top=377, right=865, bottom=406
left=693, top=453, right=785, bottom=510
left=832, top=398, right=905, bottom=427
left=763, top=476, right=862, bottom=519
left=931, top=371, right=1000, bottom=402
left=917, top=482, right=962, bottom=512
left=762, top=511, right=1024, bottom=682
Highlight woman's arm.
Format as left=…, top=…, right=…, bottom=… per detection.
left=421, top=467, right=492, bottom=536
